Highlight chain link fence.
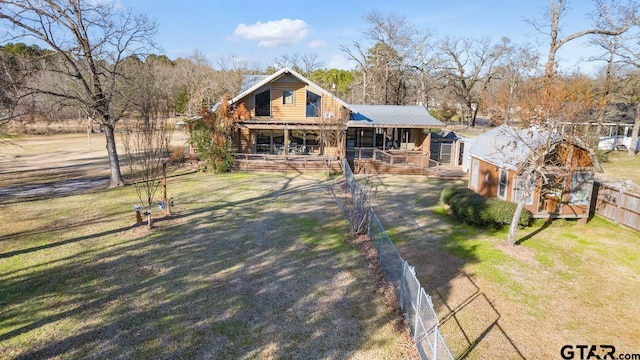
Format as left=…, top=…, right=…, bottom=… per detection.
left=342, top=159, right=454, bottom=360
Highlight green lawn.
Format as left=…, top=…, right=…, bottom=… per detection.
left=370, top=175, right=640, bottom=360
left=599, top=150, right=640, bottom=184
left=0, top=170, right=415, bottom=359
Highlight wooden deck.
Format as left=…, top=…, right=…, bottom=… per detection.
left=230, top=149, right=468, bottom=179
left=233, top=154, right=341, bottom=174
left=352, top=159, right=467, bottom=179
left=349, top=148, right=468, bottom=179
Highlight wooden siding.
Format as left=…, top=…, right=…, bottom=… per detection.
left=470, top=157, right=500, bottom=198
left=469, top=157, right=591, bottom=218
left=235, top=128, right=253, bottom=153
left=271, top=79, right=306, bottom=119
left=234, top=74, right=344, bottom=123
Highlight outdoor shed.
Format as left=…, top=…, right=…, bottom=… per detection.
left=467, top=125, right=603, bottom=221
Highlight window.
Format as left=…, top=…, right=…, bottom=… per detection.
left=471, top=159, right=480, bottom=190
left=255, top=129, right=273, bottom=154
left=498, top=169, right=508, bottom=199
left=282, top=90, right=294, bottom=105
left=306, top=90, right=321, bottom=117
left=569, top=171, right=594, bottom=205
left=255, top=89, right=270, bottom=117
left=514, top=175, right=534, bottom=205
left=440, top=143, right=452, bottom=164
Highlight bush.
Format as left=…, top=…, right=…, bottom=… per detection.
left=596, top=149, right=611, bottom=163
left=442, top=187, right=531, bottom=228
left=168, top=146, right=186, bottom=165
left=440, top=184, right=466, bottom=205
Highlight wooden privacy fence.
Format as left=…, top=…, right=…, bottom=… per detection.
left=592, top=181, right=640, bottom=231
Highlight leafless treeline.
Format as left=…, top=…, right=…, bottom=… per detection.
left=5, top=1, right=640, bottom=128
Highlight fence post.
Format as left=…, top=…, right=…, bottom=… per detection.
left=616, top=188, right=622, bottom=224
left=434, top=329, right=439, bottom=358
left=400, top=261, right=406, bottom=312
left=414, top=288, right=421, bottom=341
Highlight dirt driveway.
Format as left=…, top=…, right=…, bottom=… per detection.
left=0, top=131, right=191, bottom=202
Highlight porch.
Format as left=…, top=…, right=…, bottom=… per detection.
left=348, top=147, right=467, bottom=179
left=233, top=153, right=341, bottom=174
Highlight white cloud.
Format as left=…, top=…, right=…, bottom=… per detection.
left=233, top=19, right=310, bottom=48
left=307, top=40, right=326, bottom=49
left=327, top=54, right=355, bottom=70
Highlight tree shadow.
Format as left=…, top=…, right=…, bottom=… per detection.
left=434, top=273, right=526, bottom=359
left=515, top=220, right=551, bottom=245
left=369, top=175, right=529, bottom=359
left=0, top=173, right=411, bottom=359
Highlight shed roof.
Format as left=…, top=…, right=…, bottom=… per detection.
left=347, top=105, right=443, bottom=128
left=469, top=125, right=603, bottom=172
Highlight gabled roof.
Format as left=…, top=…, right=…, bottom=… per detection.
left=347, top=105, right=443, bottom=128
left=469, top=125, right=603, bottom=172
left=232, top=67, right=351, bottom=109
left=231, top=67, right=444, bottom=129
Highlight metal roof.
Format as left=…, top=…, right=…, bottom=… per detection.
left=239, top=75, right=269, bottom=94
left=468, top=125, right=603, bottom=172
left=347, top=105, right=444, bottom=128
left=467, top=125, right=548, bottom=171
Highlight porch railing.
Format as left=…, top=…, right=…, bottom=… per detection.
left=351, top=147, right=437, bottom=170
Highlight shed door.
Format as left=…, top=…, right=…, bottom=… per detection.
left=440, top=143, right=452, bottom=164
left=471, top=159, right=480, bottom=190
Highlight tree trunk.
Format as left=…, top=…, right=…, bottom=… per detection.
left=104, top=124, right=124, bottom=187
left=628, top=103, right=640, bottom=156
left=507, top=199, right=527, bottom=246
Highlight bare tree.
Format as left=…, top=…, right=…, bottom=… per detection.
left=340, top=11, right=415, bottom=105
left=499, top=72, right=598, bottom=245
left=529, top=0, right=635, bottom=79
left=318, top=106, right=350, bottom=170
left=340, top=41, right=370, bottom=103
left=214, top=55, right=250, bottom=98
left=407, top=28, right=441, bottom=108
left=0, top=0, right=157, bottom=187
left=329, top=173, right=378, bottom=236
left=0, top=49, right=36, bottom=125
left=272, top=52, right=324, bottom=76
left=484, top=39, right=540, bottom=125
left=173, top=52, right=218, bottom=116
left=122, top=116, right=173, bottom=228
left=121, top=57, right=175, bottom=228
left=438, top=36, right=504, bottom=126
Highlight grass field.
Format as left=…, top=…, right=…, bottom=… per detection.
left=0, top=135, right=416, bottom=359
left=599, top=150, right=640, bottom=185
left=372, top=176, right=640, bottom=359
left=3, top=133, right=640, bottom=359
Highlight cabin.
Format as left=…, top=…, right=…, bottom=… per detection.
left=216, top=67, right=444, bottom=173
left=467, top=125, right=603, bottom=222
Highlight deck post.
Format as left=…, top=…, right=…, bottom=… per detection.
left=284, top=128, right=289, bottom=158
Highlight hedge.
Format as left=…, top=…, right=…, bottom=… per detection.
left=441, top=186, right=531, bottom=228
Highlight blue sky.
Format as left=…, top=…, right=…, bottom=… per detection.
left=126, top=0, right=602, bottom=74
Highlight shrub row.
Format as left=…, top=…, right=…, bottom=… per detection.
left=440, top=185, right=531, bottom=228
